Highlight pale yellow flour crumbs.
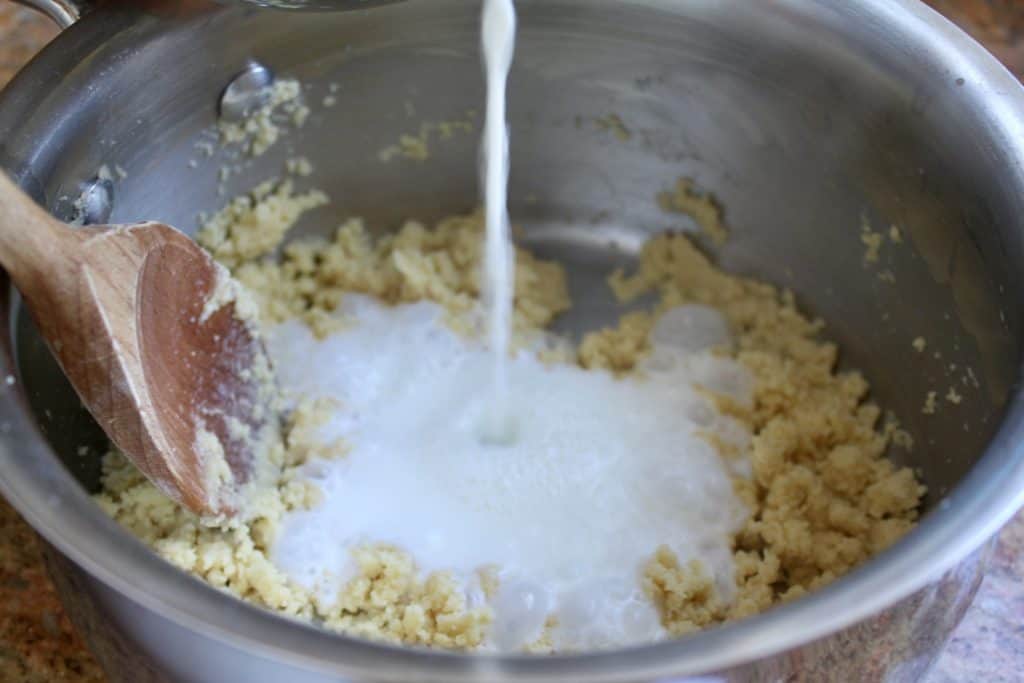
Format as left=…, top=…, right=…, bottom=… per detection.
left=96, top=179, right=924, bottom=648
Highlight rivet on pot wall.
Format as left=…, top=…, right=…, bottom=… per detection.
left=72, top=176, right=113, bottom=226
left=219, top=61, right=275, bottom=124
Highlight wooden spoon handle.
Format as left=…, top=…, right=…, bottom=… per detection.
left=0, top=172, right=75, bottom=291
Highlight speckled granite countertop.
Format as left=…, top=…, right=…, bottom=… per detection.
left=0, top=2, right=1022, bottom=681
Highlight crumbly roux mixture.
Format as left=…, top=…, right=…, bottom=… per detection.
left=97, top=176, right=924, bottom=649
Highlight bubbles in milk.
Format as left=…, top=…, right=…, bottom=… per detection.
left=266, top=297, right=753, bottom=651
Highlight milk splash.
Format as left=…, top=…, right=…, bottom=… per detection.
left=267, top=297, right=753, bottom=651
left=479, top=0, right=518, bottom=444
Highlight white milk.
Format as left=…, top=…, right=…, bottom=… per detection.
left=266, top=0, right=753, bottom=652
left=479, top=0, right=517, bottom=443
left=268, top=296, right=752, bottom=651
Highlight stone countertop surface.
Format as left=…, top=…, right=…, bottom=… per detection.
left=0, top=1, right=1023, bottom=681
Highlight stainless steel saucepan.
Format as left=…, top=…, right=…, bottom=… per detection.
left=1, top=0, right=1023, bottom=681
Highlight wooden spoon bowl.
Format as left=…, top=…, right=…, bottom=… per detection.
left=0, top=172, right=277, bottom=516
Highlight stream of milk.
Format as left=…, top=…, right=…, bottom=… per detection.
left=479, top=0, right=517, bottom=444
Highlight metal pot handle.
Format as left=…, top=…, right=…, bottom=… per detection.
left=11, top=0, right=89, bottom=28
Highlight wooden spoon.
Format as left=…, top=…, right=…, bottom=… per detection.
left=0, top=172, right=277, bottom=517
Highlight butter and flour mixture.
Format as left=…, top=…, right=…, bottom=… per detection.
left=96, top=176, right=925, bottom=651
